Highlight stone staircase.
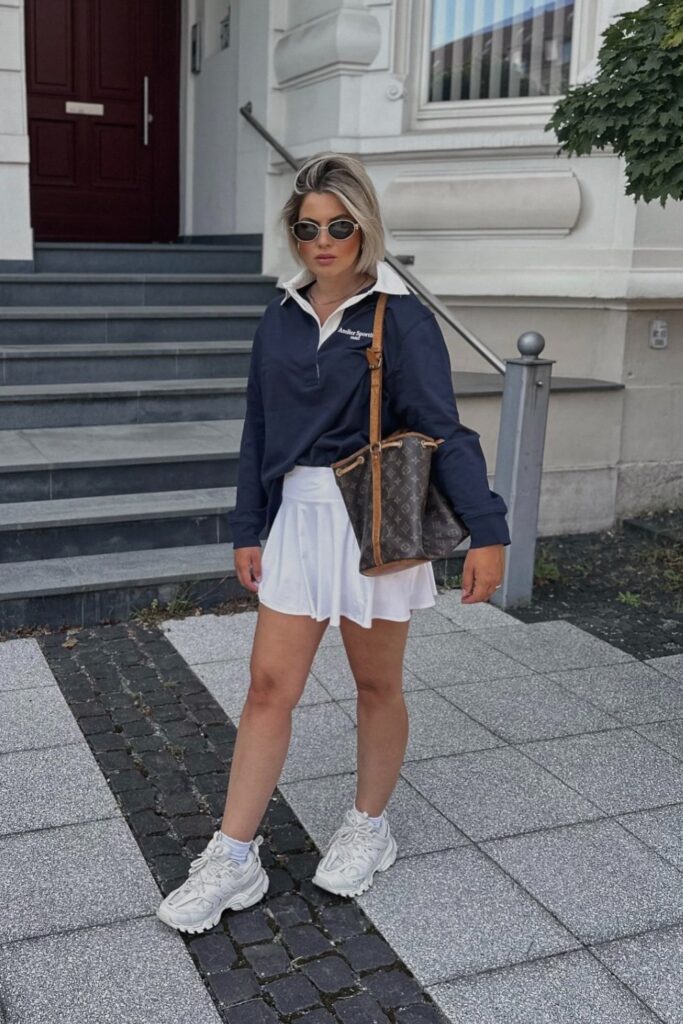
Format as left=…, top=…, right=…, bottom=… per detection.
left=0, top=240, right=278, bottom=630
left=0, top=240, right=624, bottom=631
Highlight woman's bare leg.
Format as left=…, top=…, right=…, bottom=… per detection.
left=220, top=603, right=329, bottom=841
left=338, top=615, right=411, bottom=816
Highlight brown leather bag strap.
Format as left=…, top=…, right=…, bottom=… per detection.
left=365, top=292, right=388, bottom=447
left=364, top=292, right=388, bottom=566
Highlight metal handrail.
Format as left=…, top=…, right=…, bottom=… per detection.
left=239, top=102, right=506, bottom=375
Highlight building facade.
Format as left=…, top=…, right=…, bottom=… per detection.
left=1, top=0, right=681, bottom=535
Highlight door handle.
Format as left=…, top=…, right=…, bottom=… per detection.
left=142, top=76, right=154, bottom=145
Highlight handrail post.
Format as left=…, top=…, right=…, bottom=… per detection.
left=491, top=332, right=554, bottom=608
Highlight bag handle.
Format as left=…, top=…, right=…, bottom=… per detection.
left=364, top=292, right=388, bottom=565
left=364, top=292, right=388, bottom=448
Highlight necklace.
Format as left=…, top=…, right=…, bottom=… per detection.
left=309, top=275, right=372, bottom=306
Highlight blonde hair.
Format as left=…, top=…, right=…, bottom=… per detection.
left=280, top=152, right=384, bottom=276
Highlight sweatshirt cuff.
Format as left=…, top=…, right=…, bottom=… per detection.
left=463, top=513, right=511, bottom=549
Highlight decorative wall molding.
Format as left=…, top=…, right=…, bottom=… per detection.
left=382, top=170, right=582, bottom=236
left=273, top=8, right=381, bottom=87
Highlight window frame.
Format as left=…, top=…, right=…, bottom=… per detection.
left=413, top=0, right=589, bottom=130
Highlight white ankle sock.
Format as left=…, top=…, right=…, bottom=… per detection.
left=355, top=805, right=386, bottom=832
left=218, top=831, right=251, bottom=863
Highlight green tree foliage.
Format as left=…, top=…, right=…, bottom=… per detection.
left=545, top=0, right=683, bottom=206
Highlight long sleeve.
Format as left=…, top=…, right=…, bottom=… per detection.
left=386, top=311, right=511, bottom=549
left=227, top=325, right=269, bottom=549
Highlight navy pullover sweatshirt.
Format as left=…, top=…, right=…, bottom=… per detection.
left=227, top=263, right=511, bottom=552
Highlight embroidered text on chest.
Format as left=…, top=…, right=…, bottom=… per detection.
left=338, top=327, right=373, bottom=341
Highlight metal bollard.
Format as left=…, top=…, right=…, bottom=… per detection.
left=491, top=332, right=554, bottom=608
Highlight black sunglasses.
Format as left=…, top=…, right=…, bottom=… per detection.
left=290, top=218, right=359, bottom=243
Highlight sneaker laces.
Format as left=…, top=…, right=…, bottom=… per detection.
left=328, top=811, right=381, bottom=863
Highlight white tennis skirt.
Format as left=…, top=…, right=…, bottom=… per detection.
left=256, top=464, right=438, bottom=629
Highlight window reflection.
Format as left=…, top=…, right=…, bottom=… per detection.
left=429, top=0, right=574, bottom=101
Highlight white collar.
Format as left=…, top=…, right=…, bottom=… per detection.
left=278, top=259, right=410, bottom=305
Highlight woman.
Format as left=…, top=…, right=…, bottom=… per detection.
left=157, top=153, right=510, bottom=934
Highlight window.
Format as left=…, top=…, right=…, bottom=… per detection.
left=428, top=0, right=575, bottom=102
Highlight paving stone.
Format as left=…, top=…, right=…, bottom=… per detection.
left=339, top=933, right=398, bottom=971
left=162, top=614, right=258, bottom=664
left=301, top=954, right=357, bottom=993
left=427, top=947, right=659, bottom=1023
left=356, top=846, right=578, bottom=985
left=480, top=620, right=633, bottom=673
left=106, top=768, right=149, bottom=792
left=210, top=967, right=260, bottom=1006
left=242, top=942, right=291, bottom=979
left=0, top=686, right=82, bottom=752
left=291, top=1010, right=336, bottom=1024
left=280, top=703, right=358, bottom=783
left=0, top=744, right=118, bottom=836
left=394, top=1006, right=450, bottom=1024
left=617, top=803, right=683, bottom=871
left=646, top=653, right=683, bottom=682
left=591, top=923, right=683, bottom=1024
left=364, top=967, right=427, bottom=1009
left=189, top=932, right=238, bottom=974
left=520, top=728, right=683, bottom=814
left=264, top=972, right=322, bottom=1014
left=435, top=673, right=621, bottom=743
left=88, top=731, right=128, bottom=752
left=128, top=810, right=170, bottom=836
left=432, top=589, right=519, bottom=630
left=0, top=818, right=162, bottom=943
left=0, top=637, right=58, bottom=691
left=269, top=823, right=309, bottom=853
left=183, top=750, right=224, bottom=774
left=402, top=631, right=528, bottom=686
left=286, top=851, right=319, bottom=880
left=266, top=892, right=312, bottom=928
left=0, top=916, right=222, bottom=1024
left=333, top=992, right=390, bottom=1022
left=282, top=774, right=469, bottom=861
left=340, top=689, right=503, bottom=761
left=174, top=814, right=215, bottom=839
left=402, top=745, right=600, bottom=841
left=634, top=719, right=683, bottom=761
left=224, top=998, right=279, bottom=1024
left=281, top=924, right=334, bottom=959
left=318, top=904, right=369, bottom=940
left=116, top=785, right=157, bottom=813
left=227, top=913, right=274, bottom=942
left=545, top=662, right=683, bottom=724
left=482, top=817, right=683, bottom=944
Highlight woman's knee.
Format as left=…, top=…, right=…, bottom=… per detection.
left=245, top=664, right=306, bottom=712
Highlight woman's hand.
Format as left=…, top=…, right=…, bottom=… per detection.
left=460, top=544, right=505, bottom=604
left=234, top=546, right=263, bottom=593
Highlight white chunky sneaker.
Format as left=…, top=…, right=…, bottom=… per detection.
left=312, top=807, right=398, bottom=897
left=156, top=831, right=269, bottom=933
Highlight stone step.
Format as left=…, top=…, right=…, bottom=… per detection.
left=0, top=487, right=236, bottom=562
left=0, top=341, right=252, bottom=385
left=0, top=419, right=242, bottom=503
left=33, top=240, right=262, bottom=274
left=0, top=542, right=244, bottom=631
left=0, top=305, right=264, bottom=343
left=0, top=377, right=248, bottom=429
left=0, top=273, right=278, bottom=307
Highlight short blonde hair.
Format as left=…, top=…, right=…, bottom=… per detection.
left=280, top=152, right=384, bottom=276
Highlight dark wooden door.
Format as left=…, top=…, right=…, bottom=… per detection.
left=26, top=0, right=180, bottom=242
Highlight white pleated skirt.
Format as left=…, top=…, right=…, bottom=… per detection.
left=256, top=464, right=438, bottom=629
